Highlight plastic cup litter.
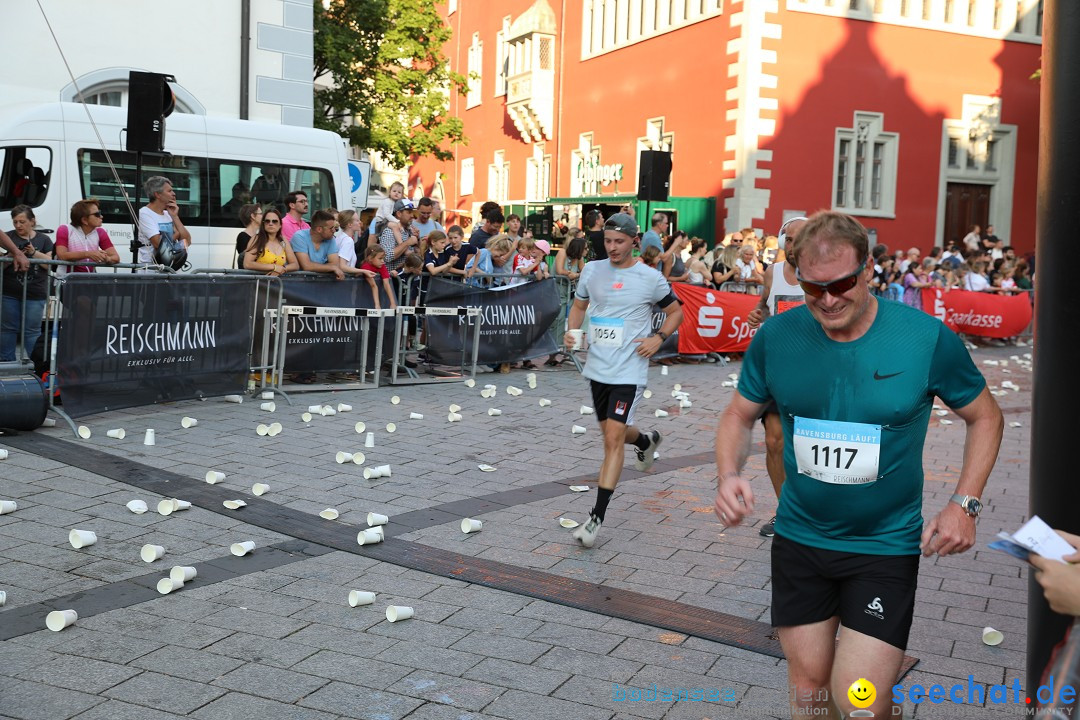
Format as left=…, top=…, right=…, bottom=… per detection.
left=252, top=483, right=270, bottom=496
left=355, top=421, right=366, bottom=434
left=156, top=578, right=184, bottom=595
left=143, top=429, right=156, bottom=446
left=319, top=508, right=340, bottom=520
left=488, top=408, right=502, bottom=416
left=348, top=590, right=376, bottom=607
left=126, top=499, right=148, bottom=514
left=460, top=518, right=483, bottom=533
left=181, top=416, right=198, bottom=428
left=224, top=395, right=243, bottom=403
left=357, top=527, right=384, bottom=545
left=170, top=566, right=197, bottom=582
left=580, top=405, right=594, bottom=415
left=230, top=541, right=256, bottom=556
left=69, top=529, right=97, bottom=549
left=205, top=470, right=226, bottom=484
left=77, top=425, right=91, bottom=439
left=260, top=401, right=276, bottom=412
left=140, top=544, right=165, bottom=563
left=386, top=605, right=413, bottom=622
left=46, top=609, right=78, bottom=631
left=367, top=512, right=389, bottom=526
left=0, top=500, right=18, bottom=514
left=409, top=412, right=424, bottom=420
left=336, top=452, right=354, bottom=464
left=106, top=428, right=126, bottom=439
left=571, top=425, right=587, bottom=435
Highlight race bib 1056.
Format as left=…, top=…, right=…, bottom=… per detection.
left=589, top=316, right=624, bottom=347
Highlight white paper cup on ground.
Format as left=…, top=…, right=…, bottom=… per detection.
left=301, top=412, right=313, bottom=423
left=0, top=590, right=5, bottom=606
left=337, top=403, right=352, bottom=412
left=224, top=394, right=243, bottom=403
left=571, top=425, right=587, bottom=435
left=460, top=518, right=483, bottom=533
left=982, top=627, right=1004, bottom=646
left=106, top=428, right=126, bottom=439
left=170, top=566, right=197, bottom=582
left=42, top=418, right=57, bottom=427
left=580, top=405, right=594, bottom=415
left=181, top=416, right=198, bottom=428
left=643, top=389, right=653, bottom=399
left=655, top=409, right=669, bottom=418
left=321, top=406, right=337, bottom=416
left=143, top=429, right=155, bottom=446
left=223, top=500, right=246, bottom=510
left=363, top=464, right=391, bottom=480
left=308, top=404, right=323, bottom=413
left=386, top=605, right=413, bottom=622
left=126, top=499, right=147, bottom=514
left=448, top=412, right=462, bottom=422
left=391, top=395, right=400, bottom=405
left=507, top=386, right=522, bottom=396
left=357, top=528, right=383, bottom=545
left=230, top=541, right=256, bottom=556
left=488, top=408, right=501, bottom=416
left=336, top=451, right=354, bottom=464
left=319, top=508, right=340, bottom=520
left=386, top=423, right=397, bottom=433
left=679, top=399, right=692, bottom=409
left=477, top=464, right=497, bottom=472
left=409, top=412, right=424, bottom=420
left=77, top=425, right=91, bottom=439
left=157, top=499, right=175, bottom=515
left=260, top=401, right=276, bottom=413
left=46, top=609, right=77, bottom=631
left=172, top=500, right=191, bottom=512
left=569, top=485, right=590, bottom=492
left=140, top=544, right=165, bottom=563
left=1, top=500, right=18, bottom=514
left=156, top=578, right=184, bottom=594
left=661, top=365, right=668, bottom=375
left=449, top=404, right=461, bottom=413
left=256, top=424, right=270, bottom=436
left=355, top=421, right=366, bottom=434
left=260, top=391, right=274, bottom=400
left=267, top=422, right=282, bottom=436
left=538, top=398, right=551, bottom=407
left=205, top=470, right=226, bottom=484
left=568, top=328, right=583, bottom=350
left=349, top=590, right=376, bottom=607
left=364, top=431, right=375, bottom=448
left=464, top=378, right=476, bottom=388
left=69, top=529, right=97, bottom=549
left=367, top=512, right=389, bottom=526
left=252, top=483, right=269, bottom=496
left=352, top=452, right=366, bottom=465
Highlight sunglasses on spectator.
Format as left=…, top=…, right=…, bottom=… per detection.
left=796, top=261, right=866, bottom=298
left=263, top=218, right=281, bottom=224
left=90, top=211, right=103, bottom=218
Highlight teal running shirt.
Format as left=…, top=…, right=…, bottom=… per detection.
left=737, top=298, right=986, bottom=555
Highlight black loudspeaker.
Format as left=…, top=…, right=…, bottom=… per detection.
left=637, top=150, right=672, bottom=202
left=125, top=71, right=176, bottom=153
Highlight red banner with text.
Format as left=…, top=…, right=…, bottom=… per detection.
left=672, top=284, right=762, bottom=354
left=920, top=288, right=1032, bottom=338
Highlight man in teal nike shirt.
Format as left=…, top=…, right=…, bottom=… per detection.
left=714, top=211, right=1003, bottom=719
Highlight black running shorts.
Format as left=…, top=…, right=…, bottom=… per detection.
left=589, top=381, right=644, bottom=425
left=771, top=533, right=920, bottom=650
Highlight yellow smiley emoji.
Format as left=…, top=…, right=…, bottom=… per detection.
left=848, top=678, right=876, bottom=709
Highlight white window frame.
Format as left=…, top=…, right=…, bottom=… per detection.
left=831, top=111, right=899, bottom=218
left=467, top=33, right=483, bottom=109
left=526, top=142, right=552, bottom=202
left=460, top=157, right=475, bottom=196
left=495, top=17, right=510, bottom=97
left=582, top=0, right=723, bottom=59
left=488, top=150, right=509, bottom=203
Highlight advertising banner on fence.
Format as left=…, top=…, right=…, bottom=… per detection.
left=425, top=277, right=560, bottom=365
left=56, top=275, right=255, bottom=418
left=920, top=288, right=1032, bottom=338
left=272, top=276, right=393, bottom=372
left=672, top=283, right=761, bottom=355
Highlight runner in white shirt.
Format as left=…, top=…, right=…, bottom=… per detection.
left=564, top=212, right=683, bottom=548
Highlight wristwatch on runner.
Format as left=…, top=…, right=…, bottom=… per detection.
left=950, top=494, right=983, bottom=518
left=655, top=330, right=668, bottom=341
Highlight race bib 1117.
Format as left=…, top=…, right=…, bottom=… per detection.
left=793, top=416, right=881, bottom=485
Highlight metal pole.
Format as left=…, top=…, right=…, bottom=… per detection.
left=1027, top=0, right=1080, bottom=692
left=131, top=151, right=143, bottom=270
left=240, top=0, right=251, bottom=120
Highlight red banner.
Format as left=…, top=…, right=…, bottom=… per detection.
left=920, top=288, right=1032, bottom=338
left=672, top=283, right=761, bottom=354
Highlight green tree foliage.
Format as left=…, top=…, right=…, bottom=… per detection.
left=313, top=0, right=469, bottom=165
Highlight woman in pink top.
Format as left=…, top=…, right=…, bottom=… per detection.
left=54, top=199, right=120, bottom=273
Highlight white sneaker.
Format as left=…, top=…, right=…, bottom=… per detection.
left=634, top=431, right=662, bottom=471
left=572, top=514, right=602, bottom=548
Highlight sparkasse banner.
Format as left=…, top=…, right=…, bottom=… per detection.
left=920, top=288, right=1032, bottom=338
left=671, top=283, right=761, bottom=354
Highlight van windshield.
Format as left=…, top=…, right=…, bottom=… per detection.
left=0, top=146, right=53, bottom=211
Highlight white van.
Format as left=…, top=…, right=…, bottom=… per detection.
left=0, top=102, right=350, bottom=269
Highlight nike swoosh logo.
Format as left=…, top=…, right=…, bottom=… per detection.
left=874, top=370, right=903, bottom=380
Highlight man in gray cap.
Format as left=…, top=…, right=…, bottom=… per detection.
left=564, top=212, right=684, bottom=548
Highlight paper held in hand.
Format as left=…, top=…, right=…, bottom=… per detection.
left=989, top=515, right=1077, bottom=563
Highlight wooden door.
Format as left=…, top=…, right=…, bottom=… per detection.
left=944, top=183, right=991, bottom=246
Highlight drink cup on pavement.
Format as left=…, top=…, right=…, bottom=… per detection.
left=319, top=508, right=340, bottom=520
left=308, top=404, right=323, bottom=413
left=357, top=528, right=383, bottom=545
left=252, top=483, right=269, bottom=496
left=170, top=566, right=197, bottom=582
left=41, top=418, right=57, bottom=427
left=464, top=378, right=476, bottom=388
left=348, top=590, right=376, bottom=607
left=107, top=428, right=126, bottom=439
left=460, top=518, right=483, bottom=533
left=488, top=408, right=502, bottom=416
left=0, top=500, right=17, bottom=514
left=367, top=512, right=389, bottom=526
left=352, top=452, right=366, bottom=465
left=268, top=422, right=282, bottom=436
left=409, top=412, right=424, bottom=420
left=224, top=395, right=243, bottom=403
left=571, top=425, right=587, bottom=435
left=230, top=541, right=256, bottom=556
left=982, top=627, right=1004, bottom=646
left=538, top=398, right=551, bottom=407
left=579, top=405, right=594, bottom=415
left=655, top=409, right=669, bottom=418
left=69, top=529, right=97, bottom=549
left=365, top=432, right=375, bottom=448
left=140, top=544, right=165, bottom=563
left=301, top=412, right=313, bottom=422
left=77, top=425, right=91, bottom=439
left=205, top=471, right=226, bottom=484
left=260, top=401, right=276, bottom=412
left=143, top=429, right=155, bottom=446
left=0, top=590, right=6, bottom=606
left=386, top=423, right=397, bottom=433
left=172, top=500, right=191, bottom=512
left=261, top=391, right=274, bottom=400
left=355, top=421, right=366, bottom=433
left=337, top=403, right=352, bottom=412
left=126, top=499, right=147, bottom=514
left=156, top=578, right=183, bottom=594
left=386, top=605, right=414, bottom=622
left=181, top=417, right=198, bottom=428
left=256, top=424, right=269, bottom=436
left=46, top=609, right=78, bottom=631
left=336, top=452, right=353, bottom=464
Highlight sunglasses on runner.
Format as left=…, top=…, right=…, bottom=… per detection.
left=796, top=261, right=866, bottom=298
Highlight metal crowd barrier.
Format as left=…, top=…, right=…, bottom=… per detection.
left=387, top=305, right=481, bottom=385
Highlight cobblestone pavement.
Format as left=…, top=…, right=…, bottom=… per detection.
left=0, top=345, right=1034, bottom=719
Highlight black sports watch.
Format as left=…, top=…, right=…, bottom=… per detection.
left=950, top=494, right=983, bottom=518
left=655, top=330, right=668, bottom=341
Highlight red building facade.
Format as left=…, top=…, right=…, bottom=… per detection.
left=411, top=0, right=1043, bottom=253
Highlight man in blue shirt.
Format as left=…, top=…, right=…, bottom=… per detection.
left=713, top=211, right=1003, bottom=719
left=290, top=209, right=344, bottom=280
left=640, top=211, right=668, bottom=254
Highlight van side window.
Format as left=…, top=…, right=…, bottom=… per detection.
left=77, top=149, right=207, bottom=227
left=0, top=146, right=53, bottom=210
left=211, top=160, right=336, bottom=226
